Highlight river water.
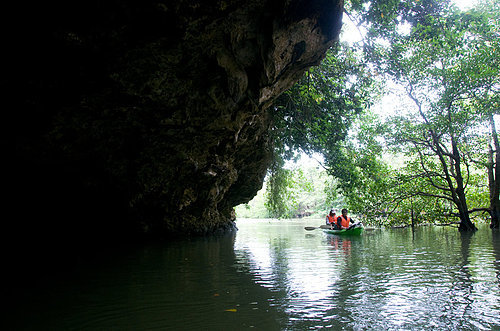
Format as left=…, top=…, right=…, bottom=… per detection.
left=5, top=219, right=500, bottom=330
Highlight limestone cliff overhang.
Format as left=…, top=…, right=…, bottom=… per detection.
left=3, top=0, right=344, bottom=238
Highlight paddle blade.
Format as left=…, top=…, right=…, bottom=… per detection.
left=304, top=227, right=318, bottom=231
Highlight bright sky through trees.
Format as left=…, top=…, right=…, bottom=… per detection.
left=341, top=0, right=480, bottom=118
left=297, top=0, right=485, bottom=168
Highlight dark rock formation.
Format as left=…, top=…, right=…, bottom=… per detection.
left=3, top=0, right=343, bottom=241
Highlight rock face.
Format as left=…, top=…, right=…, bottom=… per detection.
left=3, top=0, right=343, bottom=239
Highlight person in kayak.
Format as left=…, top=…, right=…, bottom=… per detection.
left=326, top=209, right=339, bottom=229
left=336, top=208, right=354, bottom=229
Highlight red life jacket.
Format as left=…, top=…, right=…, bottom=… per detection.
left=338, top=215, right=351, bottom=228
left=327, top=214, right=336, bottom=224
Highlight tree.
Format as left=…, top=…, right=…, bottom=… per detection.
left=327, top=111, right=394, bottom=222
left=262, top=158, right=333, bottom=219
left=487, top=115, right=500, bottom=228
left=266, top=41, right=378, bottom=218
left=265, top=160, right=314, bottom=218
left=379, top=2, right=500, bottom=231
left=264, top=0, right=500, bottom=228
left=469, top=0, right=500, bottom=228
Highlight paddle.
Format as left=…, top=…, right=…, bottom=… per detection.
left=305, top=222, right=362, bottom=231
left=347, top=221, right=362, bottom=230
left=305, top=225, right=331, bottom=230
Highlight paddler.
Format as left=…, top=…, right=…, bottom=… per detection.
left=336, top=208, right=354, bottom=229
left=326, top=209, right=338, bottom=229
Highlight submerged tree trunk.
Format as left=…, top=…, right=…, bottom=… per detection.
left=488, top=115, right=500, bottom=229
left=410, top=198, right=416, bottom=228
left=490, top=199, right=500, bottom=229
left=430, top=128, right=476, bottom=231
left=409, top=87, right=477, bottom=232
left=451, top=139, right=477, bottom=232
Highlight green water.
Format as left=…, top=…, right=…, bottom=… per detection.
left=6, top=220, right=500, bottom=330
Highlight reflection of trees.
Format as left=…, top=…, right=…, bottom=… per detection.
left=6, top=230, right=288, bottom=330
left=441, top=231, right=475, bottom=328
left=157, top=231, right=285, bottom=329
left=491, top=230, right=500, bottom=290
left=235, top=223, right=353, bottom=329
left=324, top=235, right=359, bottom=323
left=323, top=227, right=480, bottom=329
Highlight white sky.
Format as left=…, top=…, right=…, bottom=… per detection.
left=454, top=0, right=478, bottom=10
left=341, top=0, right=479, bottom=43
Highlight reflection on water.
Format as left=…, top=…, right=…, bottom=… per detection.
left=234, top=220, right=500, bottom=330
left=5, top=219, right=500, bottom=330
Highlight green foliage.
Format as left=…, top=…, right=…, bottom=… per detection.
left=264, top=40, right=379, bottom=219
left=265, top=158, right=321, bottom=219
left=335, top=0, right=498, bottom=228
left=271, top=42, right=379, bottom=162
left=375, top=0, right=499, bottom=228
left=251, top=0, right=499, bottom=228
left=324, top=176, right=342, bottom=211
left=328, top=112, right=396, bottom=222
left=389, top=161, right=457, bottom=225
left=236, top=159, right=338, bottom=219
left=264, top=159, right=299, bottom=218
left=234, top=188, right=269, bottom=218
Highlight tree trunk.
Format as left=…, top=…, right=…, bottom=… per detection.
left=410, top=198, right=415, bottom=228
left=489, top=115, right=500, bottom=229
left=452, top=139, right=477, bottom=232
left=490, top=200, right=500, bottom=229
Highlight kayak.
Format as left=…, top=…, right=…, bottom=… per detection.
left=320, top=224, right=364, bottom=236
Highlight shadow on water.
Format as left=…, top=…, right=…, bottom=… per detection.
left=4, top=230, right=285, bottom=330
left=4, top=219, right=500, bottom=330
